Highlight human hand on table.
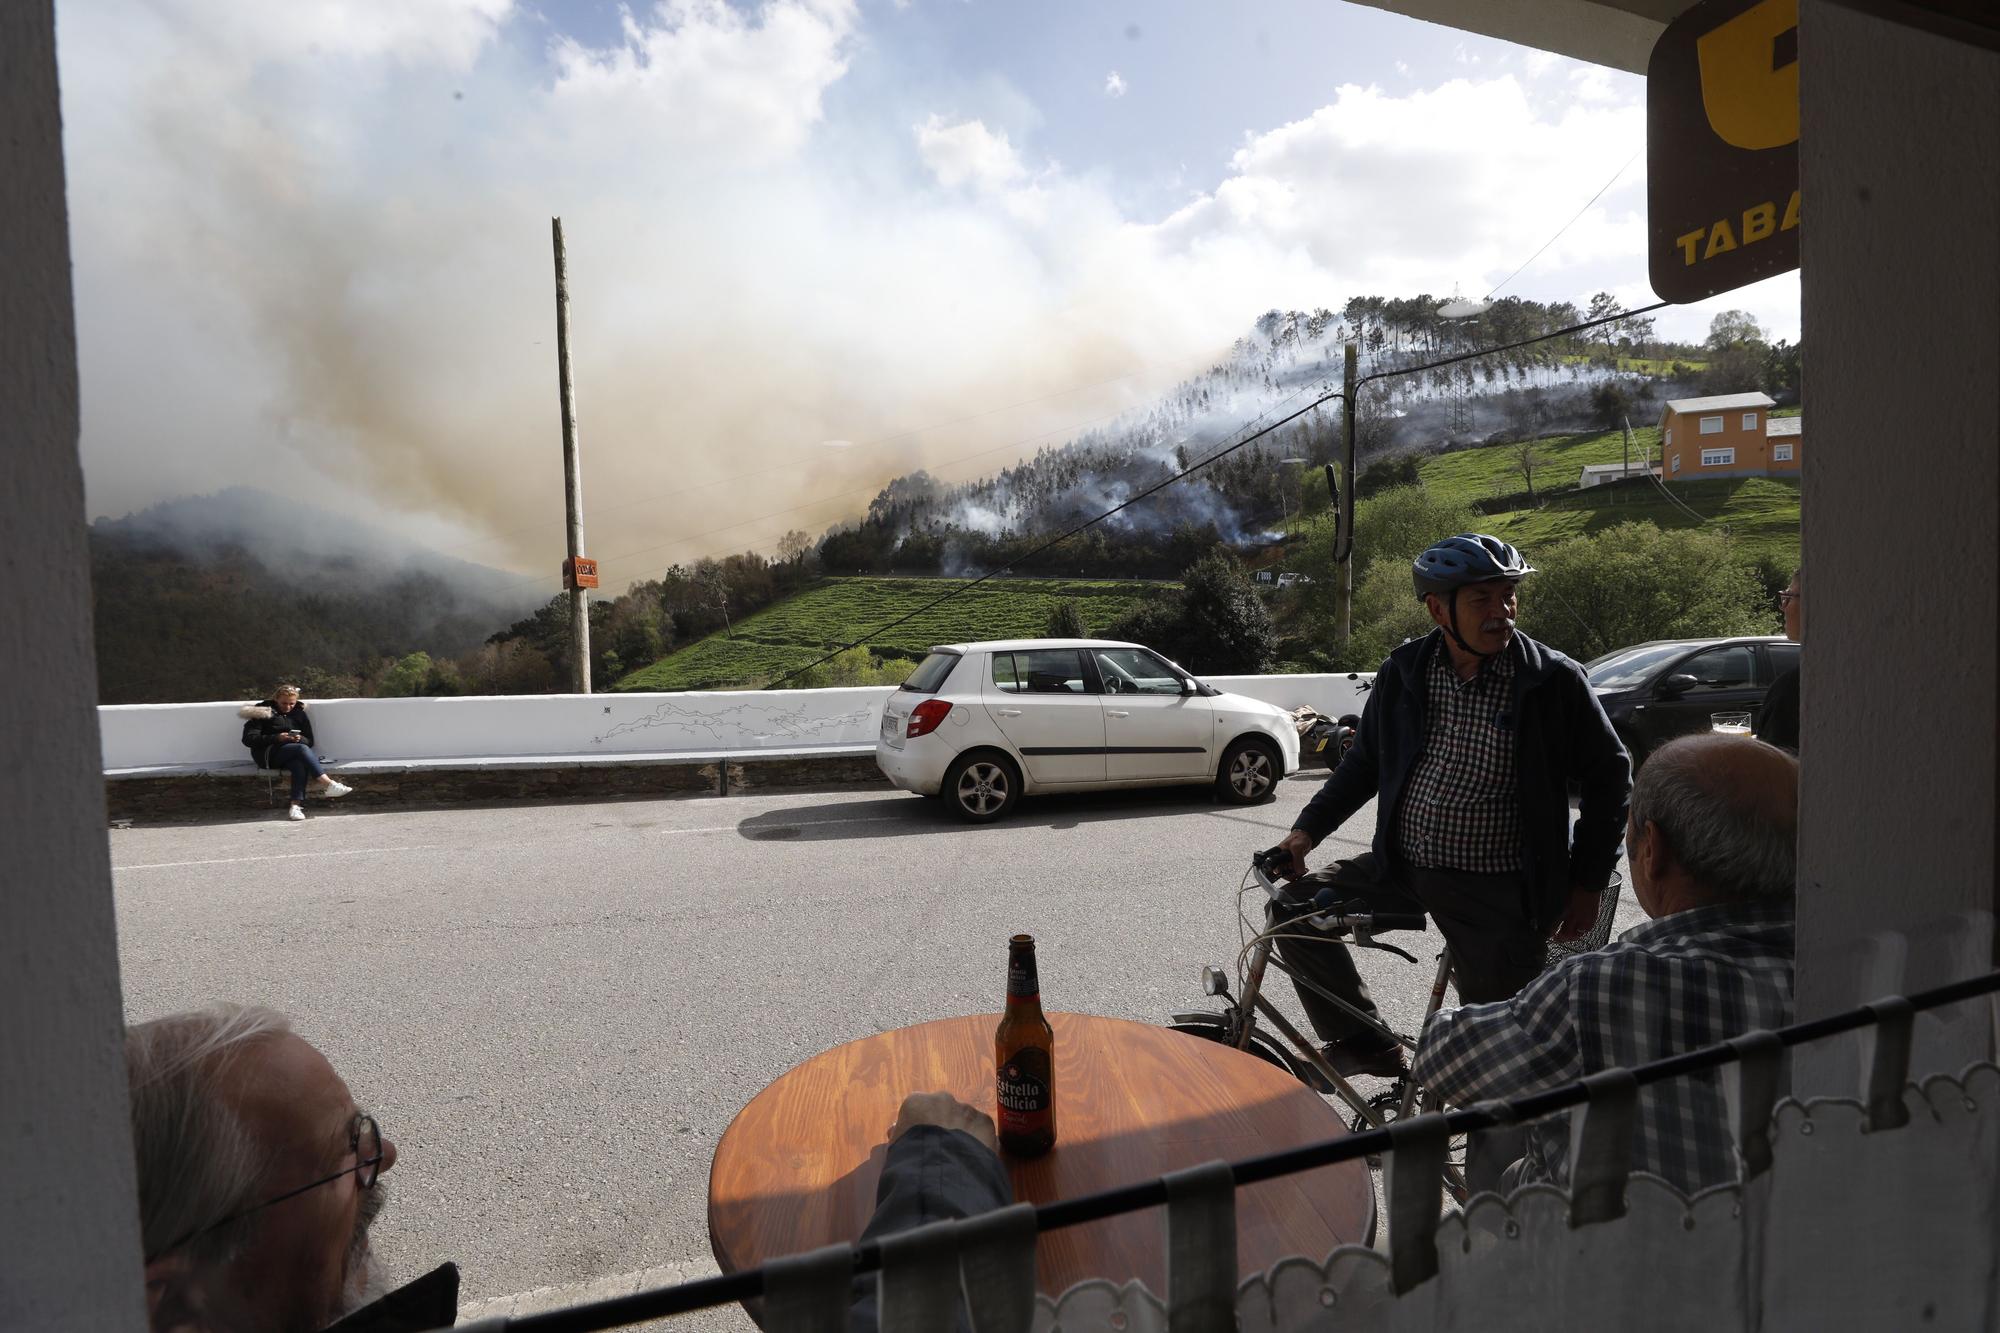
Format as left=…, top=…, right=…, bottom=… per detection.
left=888, top=1091, right=998, bottom=1155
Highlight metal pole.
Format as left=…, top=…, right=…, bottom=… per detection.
left=1336, top=342, right=1358, bottom=652
left=552, top=217, right=591, bottom=694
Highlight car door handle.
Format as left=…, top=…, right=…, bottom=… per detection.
left=995, top=708, right=1023, bottom=717
left=1106, top=709, right=1131, bottom=718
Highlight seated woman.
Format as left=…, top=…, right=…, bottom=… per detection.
left=238, top=683, right=353, bottom=820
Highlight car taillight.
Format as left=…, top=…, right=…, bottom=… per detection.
left=906, top=699, right=952, bottom=738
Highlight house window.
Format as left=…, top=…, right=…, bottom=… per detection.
left=1665, top=427, right=1673, bottom=447
left=1671, top=453, right=1681, bottom=473
left=1701, top=448, right=1735, bottom=467
left=1773, top=443, right=1794, bottom=461
left=1700, top=416, right=1724, bottom=434
left=1742, top=412, right=1759, bottom=430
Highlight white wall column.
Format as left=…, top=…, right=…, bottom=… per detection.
left=1795, top=3, right=1999, bottom=1034
left=0, top=3, right=147, bottom=1328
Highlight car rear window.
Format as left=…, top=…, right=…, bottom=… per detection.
left=1586, top=643, right=1688, bottom=690
left=899, top=651, right=960, bottom=694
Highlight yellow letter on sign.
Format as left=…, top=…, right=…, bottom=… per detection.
left=1696, top=0, right=1800, bottom=151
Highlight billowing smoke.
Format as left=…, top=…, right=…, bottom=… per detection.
left=57, top=1, right=1762, bottom=595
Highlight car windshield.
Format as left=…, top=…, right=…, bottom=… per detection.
left=1585, top=642, right=1692, bottom=690
left=898, top=651, right=960, bottom=694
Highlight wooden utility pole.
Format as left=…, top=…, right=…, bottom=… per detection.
left=1334, top=341, right=1358, bottom=652
left=552, top=217, right=591, bottom=694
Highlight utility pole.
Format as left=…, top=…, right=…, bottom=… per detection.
left=552, top=216, right=591, bottom=693
left=1334, top=342, right=1358, bottom=652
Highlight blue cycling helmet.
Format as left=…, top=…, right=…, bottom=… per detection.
left=1412, top=534, right=1535, bottom=600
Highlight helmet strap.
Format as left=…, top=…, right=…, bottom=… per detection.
left=1442, top=588, right=1502, bottom=662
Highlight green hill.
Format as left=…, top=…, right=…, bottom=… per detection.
left=615, top=577, right=1167, bottom=691
left=1416, top=424, right=1800, bottom=570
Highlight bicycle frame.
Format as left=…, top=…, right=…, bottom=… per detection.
left=1224, top=917, right=1468, bottom=1199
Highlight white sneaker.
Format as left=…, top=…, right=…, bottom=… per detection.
left=322, top=780, right=353, bottom=799
left=288, top=804, right=307, bottom=821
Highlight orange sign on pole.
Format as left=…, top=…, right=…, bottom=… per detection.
left=563, top=557, right=599, bottom=590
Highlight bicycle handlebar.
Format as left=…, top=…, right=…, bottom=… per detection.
left=1248, top=851, right=1427, bottom=936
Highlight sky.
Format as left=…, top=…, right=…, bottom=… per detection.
left=57, top=0, right=1801, bottom=597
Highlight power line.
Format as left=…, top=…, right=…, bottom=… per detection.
left=762, top=299, right=1672, bottom=689
left=765, top=385, right=1345, bottom=686
left=1483, top=151, right=1641, bottom=301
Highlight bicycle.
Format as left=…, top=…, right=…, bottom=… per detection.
left=1169, top=848, right=1622, bottom=1200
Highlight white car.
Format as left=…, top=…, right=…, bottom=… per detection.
left=875, top=638, right=1301, bottom=822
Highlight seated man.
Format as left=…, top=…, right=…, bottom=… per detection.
left=128, top=1001, right=1006, bottom=1332
left=1411, top=732, right=1797, bottom=1193
left=128, top=1005, right=402, bottom=1333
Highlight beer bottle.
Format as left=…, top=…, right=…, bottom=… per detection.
left=995, top=933, right=1056, bottom=1157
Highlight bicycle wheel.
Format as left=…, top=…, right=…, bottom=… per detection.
left=1167, top=1019, right=1318, bottom=1088
left=1347, top=1082, right=1469, bottom=1198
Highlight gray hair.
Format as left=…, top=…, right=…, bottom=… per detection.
left=126, top=1004, right=293, bottom=1265
left=1631, top=735, right=1797, bottom=903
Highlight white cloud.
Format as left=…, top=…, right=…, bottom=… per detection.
left=1104, top=70, right=1127, bottom=98
left=1522, top=49, right=1560, bottom=78
left=915, top=113, right=1028, bottom=189
left=550, top=0, right=856, bottom=160
left=1153, top=77, right=1647, bottom=294
left=1394, top=59, right=1411, bottom=77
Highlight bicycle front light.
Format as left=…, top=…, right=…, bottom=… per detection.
left=1200, top=965, right=1230, bottom=997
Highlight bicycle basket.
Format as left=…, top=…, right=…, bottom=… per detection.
left=1543, top=870, right=1623, bottom=970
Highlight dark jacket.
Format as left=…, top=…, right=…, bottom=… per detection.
left=847, top=1126, right=1013, bottom=1332
left=1756, top=663, right=1800, bottom=752
left=239, top=700, right=315, bottom=769
left=1293, top=630, right=1631, bottom=929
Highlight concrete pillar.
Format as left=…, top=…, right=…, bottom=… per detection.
left=0, top=4, right=148, bottom=1329
left=1795, top=4, right=1999, bottom=1036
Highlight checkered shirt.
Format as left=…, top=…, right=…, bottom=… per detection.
left=1394, top=635, right=1525, bottom=873
left=1411, top=899, right=1796, bottom=1193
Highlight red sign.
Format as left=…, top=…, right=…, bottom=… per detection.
left=1649, top=0, right=1800, bottom=303
left=564, top=557, right=599, bottom=590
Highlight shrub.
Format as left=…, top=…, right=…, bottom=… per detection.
left=1516, top=522, right=1779, bottom=661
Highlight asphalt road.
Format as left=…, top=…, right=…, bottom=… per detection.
left=111, top=772, right=1641, bottom=1330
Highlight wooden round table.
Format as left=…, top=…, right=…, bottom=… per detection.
left=708, top=1012, right=1373, bottom=1304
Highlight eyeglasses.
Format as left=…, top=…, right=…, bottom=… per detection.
left=1777, top=590, right=1800, bottom=604
left=148, top=1113, right=383, bottom=1261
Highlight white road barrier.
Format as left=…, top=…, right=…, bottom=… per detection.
left=101, top=674, right=1374, bottom=777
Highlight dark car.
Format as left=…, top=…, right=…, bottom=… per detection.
left=1585, top=635, right=1798, bottom=764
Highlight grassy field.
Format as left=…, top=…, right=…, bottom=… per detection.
left=1558, top=354, right=1709, bottom=374
left=1482, top=476, right=1801, bottom=568
left=1419, top=425, right=1665, bottom=506
left=615, top=577, right=1167, bottom=691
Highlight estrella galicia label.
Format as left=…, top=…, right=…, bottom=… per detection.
left=997, top=1046, right=1052, bottom=1122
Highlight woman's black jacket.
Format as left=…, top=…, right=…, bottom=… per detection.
left=239, top=700, right=315, bottom=770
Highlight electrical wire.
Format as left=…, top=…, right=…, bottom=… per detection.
left=1482, top=151, right=1641, bottom=301
left=756, top=300, right=1670, bottom=688
left=762, top=378, right=1347, bottom=686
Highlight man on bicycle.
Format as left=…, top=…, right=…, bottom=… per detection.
left=1270, top=533, right=1631, bottom=1078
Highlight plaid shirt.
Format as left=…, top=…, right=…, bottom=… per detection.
left=1411, top=898, right=1795, bottom=1193
left=1395, top=637, right=1524, bottom=873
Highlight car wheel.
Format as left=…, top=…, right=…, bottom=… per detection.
left=1216, top=738, right=1280, bottom=804
left=944, top=751, right=1020, bottom=823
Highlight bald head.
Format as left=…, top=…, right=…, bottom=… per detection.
left=1628, top=733, right=1798, bottom=911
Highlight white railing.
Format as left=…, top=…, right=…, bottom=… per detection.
left=100, top=674, right=1375, bottom=775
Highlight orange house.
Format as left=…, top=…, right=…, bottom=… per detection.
left=1658, top=392, right=1802, bottom=481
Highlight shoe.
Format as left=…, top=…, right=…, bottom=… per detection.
left=321, top=780, right=353, bottom=799
left=1319, top=1036, right=1408, bottom=1081
left=287, top=804, right=306, bottom=821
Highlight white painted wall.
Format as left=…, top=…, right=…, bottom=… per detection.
left=102, top=674, right=1376, bottom=773
left=0, top=6, right=148, bottom=1327
left=1795, top=5, right=1999, bottom=1057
